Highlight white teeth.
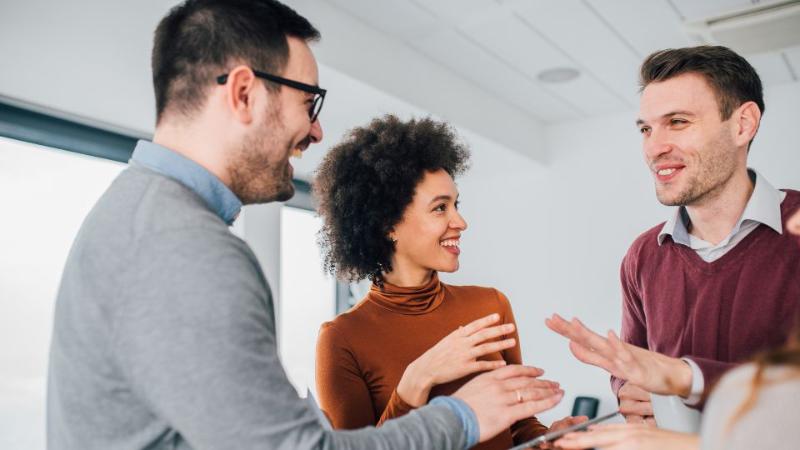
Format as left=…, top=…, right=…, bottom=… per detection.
left=440, top=239, right=460, bottom=247
left=291, top=148, right=303, bottom=159
left=658, top=168, right=677, bottom=176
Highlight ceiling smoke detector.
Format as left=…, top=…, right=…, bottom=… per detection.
left=684, top=0, right=800, bottom=54
left=537, top=67, right=580, bottom=83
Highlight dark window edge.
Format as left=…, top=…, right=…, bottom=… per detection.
left=0, top=98, right=144, bottom=163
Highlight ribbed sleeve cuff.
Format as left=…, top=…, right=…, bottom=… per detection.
left=430, top=396, right=479, bottom=449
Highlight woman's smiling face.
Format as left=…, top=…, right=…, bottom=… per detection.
left=390, top=169, right=468, bottom=276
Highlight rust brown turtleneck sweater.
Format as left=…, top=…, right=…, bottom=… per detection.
left=315, top=273, right=548, bottom=449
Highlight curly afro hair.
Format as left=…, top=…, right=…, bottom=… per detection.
left=314, top=114, right=470, bottom=284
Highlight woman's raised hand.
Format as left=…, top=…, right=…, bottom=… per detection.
left=397, top=313, right=520, bottom=407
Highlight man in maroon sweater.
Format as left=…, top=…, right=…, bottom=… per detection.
left=547, top=45, right=800, bottom=446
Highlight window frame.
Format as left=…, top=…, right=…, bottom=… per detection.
left=0, top=100, right=141, bottom=163
left=0, top=99, right=350, bottom=314
left=282, top=180, right=352, bottom=315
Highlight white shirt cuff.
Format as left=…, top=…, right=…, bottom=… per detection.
left=681, top=357, right=704, bottom=405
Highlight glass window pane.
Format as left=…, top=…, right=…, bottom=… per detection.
left=278, top=206, right=336, bottom=397
left=0, top=137, right=124, bottom=449
left=345, top=279, right=372, bottom=311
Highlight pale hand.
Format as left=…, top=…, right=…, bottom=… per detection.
left=618, top=382, right=656, bottom=425
left=398, top=313, right=518, bottom=406
left=555, top=423, right=699, bottom=450
left=452, top=365, right=564, bottom=443
left=545, top=314, right=692, bottom=397
left=789, top=208, right=800, bottom=235
left=538, top=416, right=589, bottom=449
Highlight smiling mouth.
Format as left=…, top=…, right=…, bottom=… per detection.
left=653, top=164, right=685, bottom=183
left=440, top=238, right=461, bottom=255
left=291, top=136, right=312, bottom=159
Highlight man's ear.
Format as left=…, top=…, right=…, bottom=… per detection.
left=223, top=65, right=259, bottom=124
left=733, top=100, right=761, bottom=149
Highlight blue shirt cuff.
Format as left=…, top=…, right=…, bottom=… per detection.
left=430, top=396, right=479, bottom=449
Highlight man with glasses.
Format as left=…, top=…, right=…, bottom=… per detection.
left=47, top=1, right=562, bottom=449
left=216, top=70, right=326, bottom=124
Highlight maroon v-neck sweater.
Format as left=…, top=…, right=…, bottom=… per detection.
left=613, top=190, right=800, bottom=406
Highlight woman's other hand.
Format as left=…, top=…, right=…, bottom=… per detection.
left=397, top=313, right=523, bottom=406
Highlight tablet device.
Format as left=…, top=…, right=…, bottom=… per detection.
left=507, top=410, right=620, bottom=450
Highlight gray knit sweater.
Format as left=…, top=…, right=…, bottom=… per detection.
left=47, top=164, right=466, bottom=449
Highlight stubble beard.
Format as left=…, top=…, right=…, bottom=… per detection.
left=655, top=132, right=738, bottom=207
left=228, top=104, right=295, bottom=205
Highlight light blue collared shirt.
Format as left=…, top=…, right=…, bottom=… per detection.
left=129, top=140, right=242, bottom=225
left=657, top=168, right=786, bottom=404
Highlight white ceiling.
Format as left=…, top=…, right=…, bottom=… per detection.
left=1, top=0, right=798, bottom=163
left=318, top=0, right=800, bottom=125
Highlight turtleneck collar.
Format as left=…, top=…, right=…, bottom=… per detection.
left=367, top=272, right=445, bottom=315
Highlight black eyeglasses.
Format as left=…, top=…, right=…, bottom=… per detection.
left=216, top=69, right=326, bottom=123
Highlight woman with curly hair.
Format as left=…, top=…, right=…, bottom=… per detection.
left=313, top=115, right=581, bottom=450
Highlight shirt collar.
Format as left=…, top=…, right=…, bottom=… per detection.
left=129, top=140, right=242, bottom=225
left=658, top=168, right=785, bottom=246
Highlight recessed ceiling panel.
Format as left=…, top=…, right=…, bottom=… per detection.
left=462, top=13, right=574, bottom=78
left=783, top=45, right=800, bottom=80
left=545, top=74, right=631, bottom=117
left=325, top=0, right=439, bottom=40
left=319, top=0, right=795, bottom=132
left=585, top=0, right=692, bottom=57
left=669, top=0, right=785, bottom=21
left=507, top=0, right=641, bottom=106
left=747, top=52, right=795, bottom=86
left=409, top=0, right=504, bottom=28
left=412, top=30, right=581, bottom=122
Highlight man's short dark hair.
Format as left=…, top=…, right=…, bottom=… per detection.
left=152, top=0, right=319, bottom=123
left=640, top=46, right=765, bottom=120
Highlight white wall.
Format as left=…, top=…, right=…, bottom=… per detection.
left=0, top=0, right=165, bottom=136
left=747, top=82, right=800, bottom=188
